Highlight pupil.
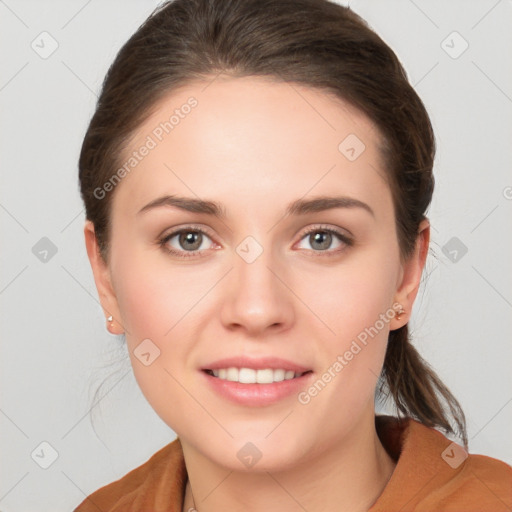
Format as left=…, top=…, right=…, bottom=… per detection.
left=311, top=231, right=331, bottom=250
left=180, top=231, right=202, bottom=251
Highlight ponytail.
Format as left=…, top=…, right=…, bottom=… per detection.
left=381, top=325, right=468, bottom=448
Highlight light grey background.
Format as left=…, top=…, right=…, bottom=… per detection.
left=1, top=0, right=511, bottom=510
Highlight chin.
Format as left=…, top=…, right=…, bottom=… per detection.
left=194, top=431, right=308, bottom=473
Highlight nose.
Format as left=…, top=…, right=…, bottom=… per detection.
left=219, top=244, right=295, bottom=337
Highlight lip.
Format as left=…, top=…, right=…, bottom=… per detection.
left=201, top=370, right=313, bottom=407
left=201, top=356, right=311, bottom=374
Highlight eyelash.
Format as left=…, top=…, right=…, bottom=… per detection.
left=158, top=224, right=353, bottom=259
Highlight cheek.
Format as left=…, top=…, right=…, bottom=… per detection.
left=109, top=244, right=220, bottom=411
left=114, top=266, right=170, bottom=344
left=111, top=242, right=214, bottom=342
left=303, top=250, right=399, bottom=341
left=295, top=247, right=399, bottom=398
left=109, top=247, right=204, bottom=426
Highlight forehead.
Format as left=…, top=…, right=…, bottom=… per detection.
left=112, top=75, right=390, bottom=220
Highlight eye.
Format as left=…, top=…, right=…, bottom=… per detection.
left=158, top=224, right=353, bottom=259
left=159, top=226, right=217, bottom=258
left=295, top=225, right=353, bottom=255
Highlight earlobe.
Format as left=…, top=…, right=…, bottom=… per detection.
left=83, top=220, right=125, bottom=334
left=391, top=219, right=430, bottom=330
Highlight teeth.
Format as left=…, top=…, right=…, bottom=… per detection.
left=227, top=367, right=239, bottom=381
left=209, top=367, right=304, bottom=384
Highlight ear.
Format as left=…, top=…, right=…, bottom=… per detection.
left=84, top=220, right=124, bottom=334
left=391, top=219, right=430, bottom=330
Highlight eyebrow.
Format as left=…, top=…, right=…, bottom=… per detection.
left=137, top=194, right=374, bottom=218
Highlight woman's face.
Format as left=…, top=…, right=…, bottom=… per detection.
left=86, top=76, right=426, bottom=470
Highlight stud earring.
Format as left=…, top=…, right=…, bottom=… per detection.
left=395, top=309, right=406, bottom=321
left=106, top=315, right=124, bottom=335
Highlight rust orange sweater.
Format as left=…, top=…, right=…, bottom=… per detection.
left=74, top=416, right=512, bottom=511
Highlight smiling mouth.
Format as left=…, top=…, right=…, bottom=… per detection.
left=203, top=368, right=313, bottom=384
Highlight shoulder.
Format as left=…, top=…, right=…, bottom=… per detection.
left=418, top=450, right=512, bottom=510
left=453, top=452, right=512, bottom=505
left=73, top=437, right=187, bottom=512
left=372, top=416, right=512, bottom=511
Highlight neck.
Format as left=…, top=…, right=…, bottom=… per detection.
left=181, top=412, right=396, bottom=512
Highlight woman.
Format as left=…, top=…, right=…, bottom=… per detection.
left=74, top=0, right=512, bottom=510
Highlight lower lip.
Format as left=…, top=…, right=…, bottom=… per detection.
left=201, top=370, right=314, bottom=407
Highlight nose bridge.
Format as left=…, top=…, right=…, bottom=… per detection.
left=220, top=235, right=294, bottom=333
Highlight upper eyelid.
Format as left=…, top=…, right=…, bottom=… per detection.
left=161, top=224, right=216, bottom=239
left=300, top=224, right=352, bottom=238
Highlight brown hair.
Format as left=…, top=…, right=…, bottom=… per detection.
left=79, top=0, right=467, bottom=446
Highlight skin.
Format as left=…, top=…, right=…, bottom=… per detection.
left=85, top=75, right=429, bottom=512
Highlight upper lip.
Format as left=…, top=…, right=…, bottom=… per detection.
left=202, top=356, right=311, bottom=374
